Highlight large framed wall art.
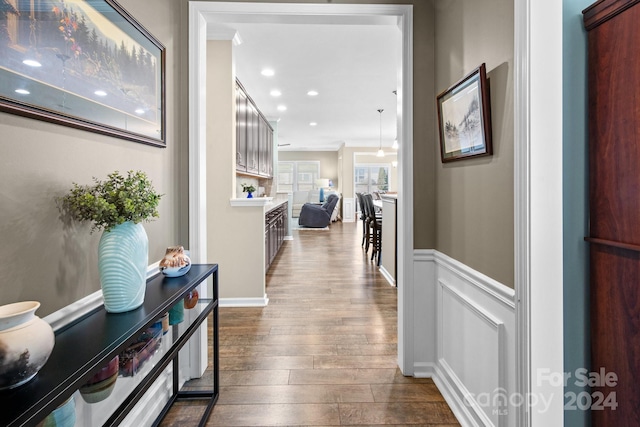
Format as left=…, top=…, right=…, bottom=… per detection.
left=0, top=0, right=166, bottom=147
left=436, top=63, right=492, bottom=162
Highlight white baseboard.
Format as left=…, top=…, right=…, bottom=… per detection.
left=431, top=363, right=479, bottom=427
left=220, top=294, right=269, bottom=307
left=379, top=266, right=396, bottom=286
left=413, top=250, right=515, bottom=427
left=412, top=361, right=436, bottom=378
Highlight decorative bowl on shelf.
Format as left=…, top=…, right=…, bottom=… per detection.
left=159, top=246, right=191, bottom=277
left=79, top=355, right=119, bottom=403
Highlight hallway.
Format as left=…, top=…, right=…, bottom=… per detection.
left=165, top=222, right=458, bottom=426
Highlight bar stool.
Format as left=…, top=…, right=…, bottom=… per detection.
left=356, top=192, right=367, bottom=247
left=363, top=193, right=382, bottom=265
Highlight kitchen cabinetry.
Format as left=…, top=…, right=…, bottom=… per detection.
left=236, top=80, right=273, bottom=178
left=265, top=202, right=288, bottom=271
left=235, top=88, right=248, bottom=171
left=0, top=265, right=219, bottom=427
left=583, top=1, right=640, bottom=425
left=259, top=118, right=273, bottom=177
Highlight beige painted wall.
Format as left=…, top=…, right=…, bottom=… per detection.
left=207, top=41, right=266, bottom=300
left=411, top=0, right=437, bottom=249
left=434, top=0, right=515, bottom=287
left=0, top=0, right=186, bottom=316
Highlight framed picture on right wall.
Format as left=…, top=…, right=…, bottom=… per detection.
left=436, top=63, right=493, bottom=162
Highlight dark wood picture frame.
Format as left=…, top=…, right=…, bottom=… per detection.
left=436, top=63, right=492, bottom=162
left=0, top=0, right=166, bottom=147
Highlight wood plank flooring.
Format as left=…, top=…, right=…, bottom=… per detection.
left=161, top=221, right=459, bottom=426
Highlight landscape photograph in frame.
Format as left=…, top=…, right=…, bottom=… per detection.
left=0, top=0, right=165, bottom=146
left=437, top=63, right=492, bottom=162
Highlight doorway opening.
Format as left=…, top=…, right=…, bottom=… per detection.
left=188, top=2, right=414, bottom=373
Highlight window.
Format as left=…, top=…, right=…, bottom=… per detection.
left=355, top=164, right=390, bottom=195
left=277, top=161, right=320, bottom=192
left=277, top=162, right=294, bottom=193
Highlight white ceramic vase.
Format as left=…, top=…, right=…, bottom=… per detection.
left=0, top=301, right=55, bottom=390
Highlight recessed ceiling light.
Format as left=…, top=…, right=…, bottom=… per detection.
left=307, top=90, right=319, bottom=96
left=135, top=108, right=145, bottom=114
left=22, top=59, right=41, bottom=67
left=270, top=89, right=281, bottom=97
left=261, top=68, right=275, bottom=77
left=309, top=122, right=317, bottom=126
left=15, top=89, right=30, bottom=95
left=94, top=90, right=107, bottom=97
left=277, top=105, right=287, bottom=112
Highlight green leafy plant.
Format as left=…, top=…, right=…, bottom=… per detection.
left=241, top=183, right=256, bottom=193
left=60, top=170, right=162, bottom=233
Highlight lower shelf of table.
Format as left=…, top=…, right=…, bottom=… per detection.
left=51, top=299, right=217, bottom=427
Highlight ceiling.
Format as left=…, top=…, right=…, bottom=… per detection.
left=224, top=22, right=401, bottom=152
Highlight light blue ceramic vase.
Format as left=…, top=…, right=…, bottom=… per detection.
left=41, top=396, right=75, bottom=427
left=98, top=222, right=148, bottom=313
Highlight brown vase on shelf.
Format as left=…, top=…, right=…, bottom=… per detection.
left=79, top=355, right=119, bottom=403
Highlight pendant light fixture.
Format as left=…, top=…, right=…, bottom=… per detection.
left=377, top=109, right=385, bottom=157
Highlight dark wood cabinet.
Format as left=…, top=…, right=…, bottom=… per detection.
left=247, top=103, right=259, bottom=175
left=266, top=128, right=273, bottom=177
left=584, top=1, right=640, bottom=425
left=236, top=80, right=273, bottom=178
left=259, top=117, right=269, bottom=176
left=236, top=87, right=248, bottom=171
left=265, top=202, right=288, bottom=271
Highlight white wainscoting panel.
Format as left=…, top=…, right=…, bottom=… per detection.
left=343, top=197, right=355, bottom=222
left=439, top=280, right=506, bottom=426
left=412, top=250, right=437, bottom=376
left=413, top=250, right=516, bottom=427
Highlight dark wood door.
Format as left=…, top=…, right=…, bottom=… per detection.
left=584, top=1, right=640, bottom=425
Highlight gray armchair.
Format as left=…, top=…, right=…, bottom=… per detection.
left=298, top=194, right=339, bottom=228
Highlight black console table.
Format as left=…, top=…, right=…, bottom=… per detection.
left=0, top=264, right=219, bottom=427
